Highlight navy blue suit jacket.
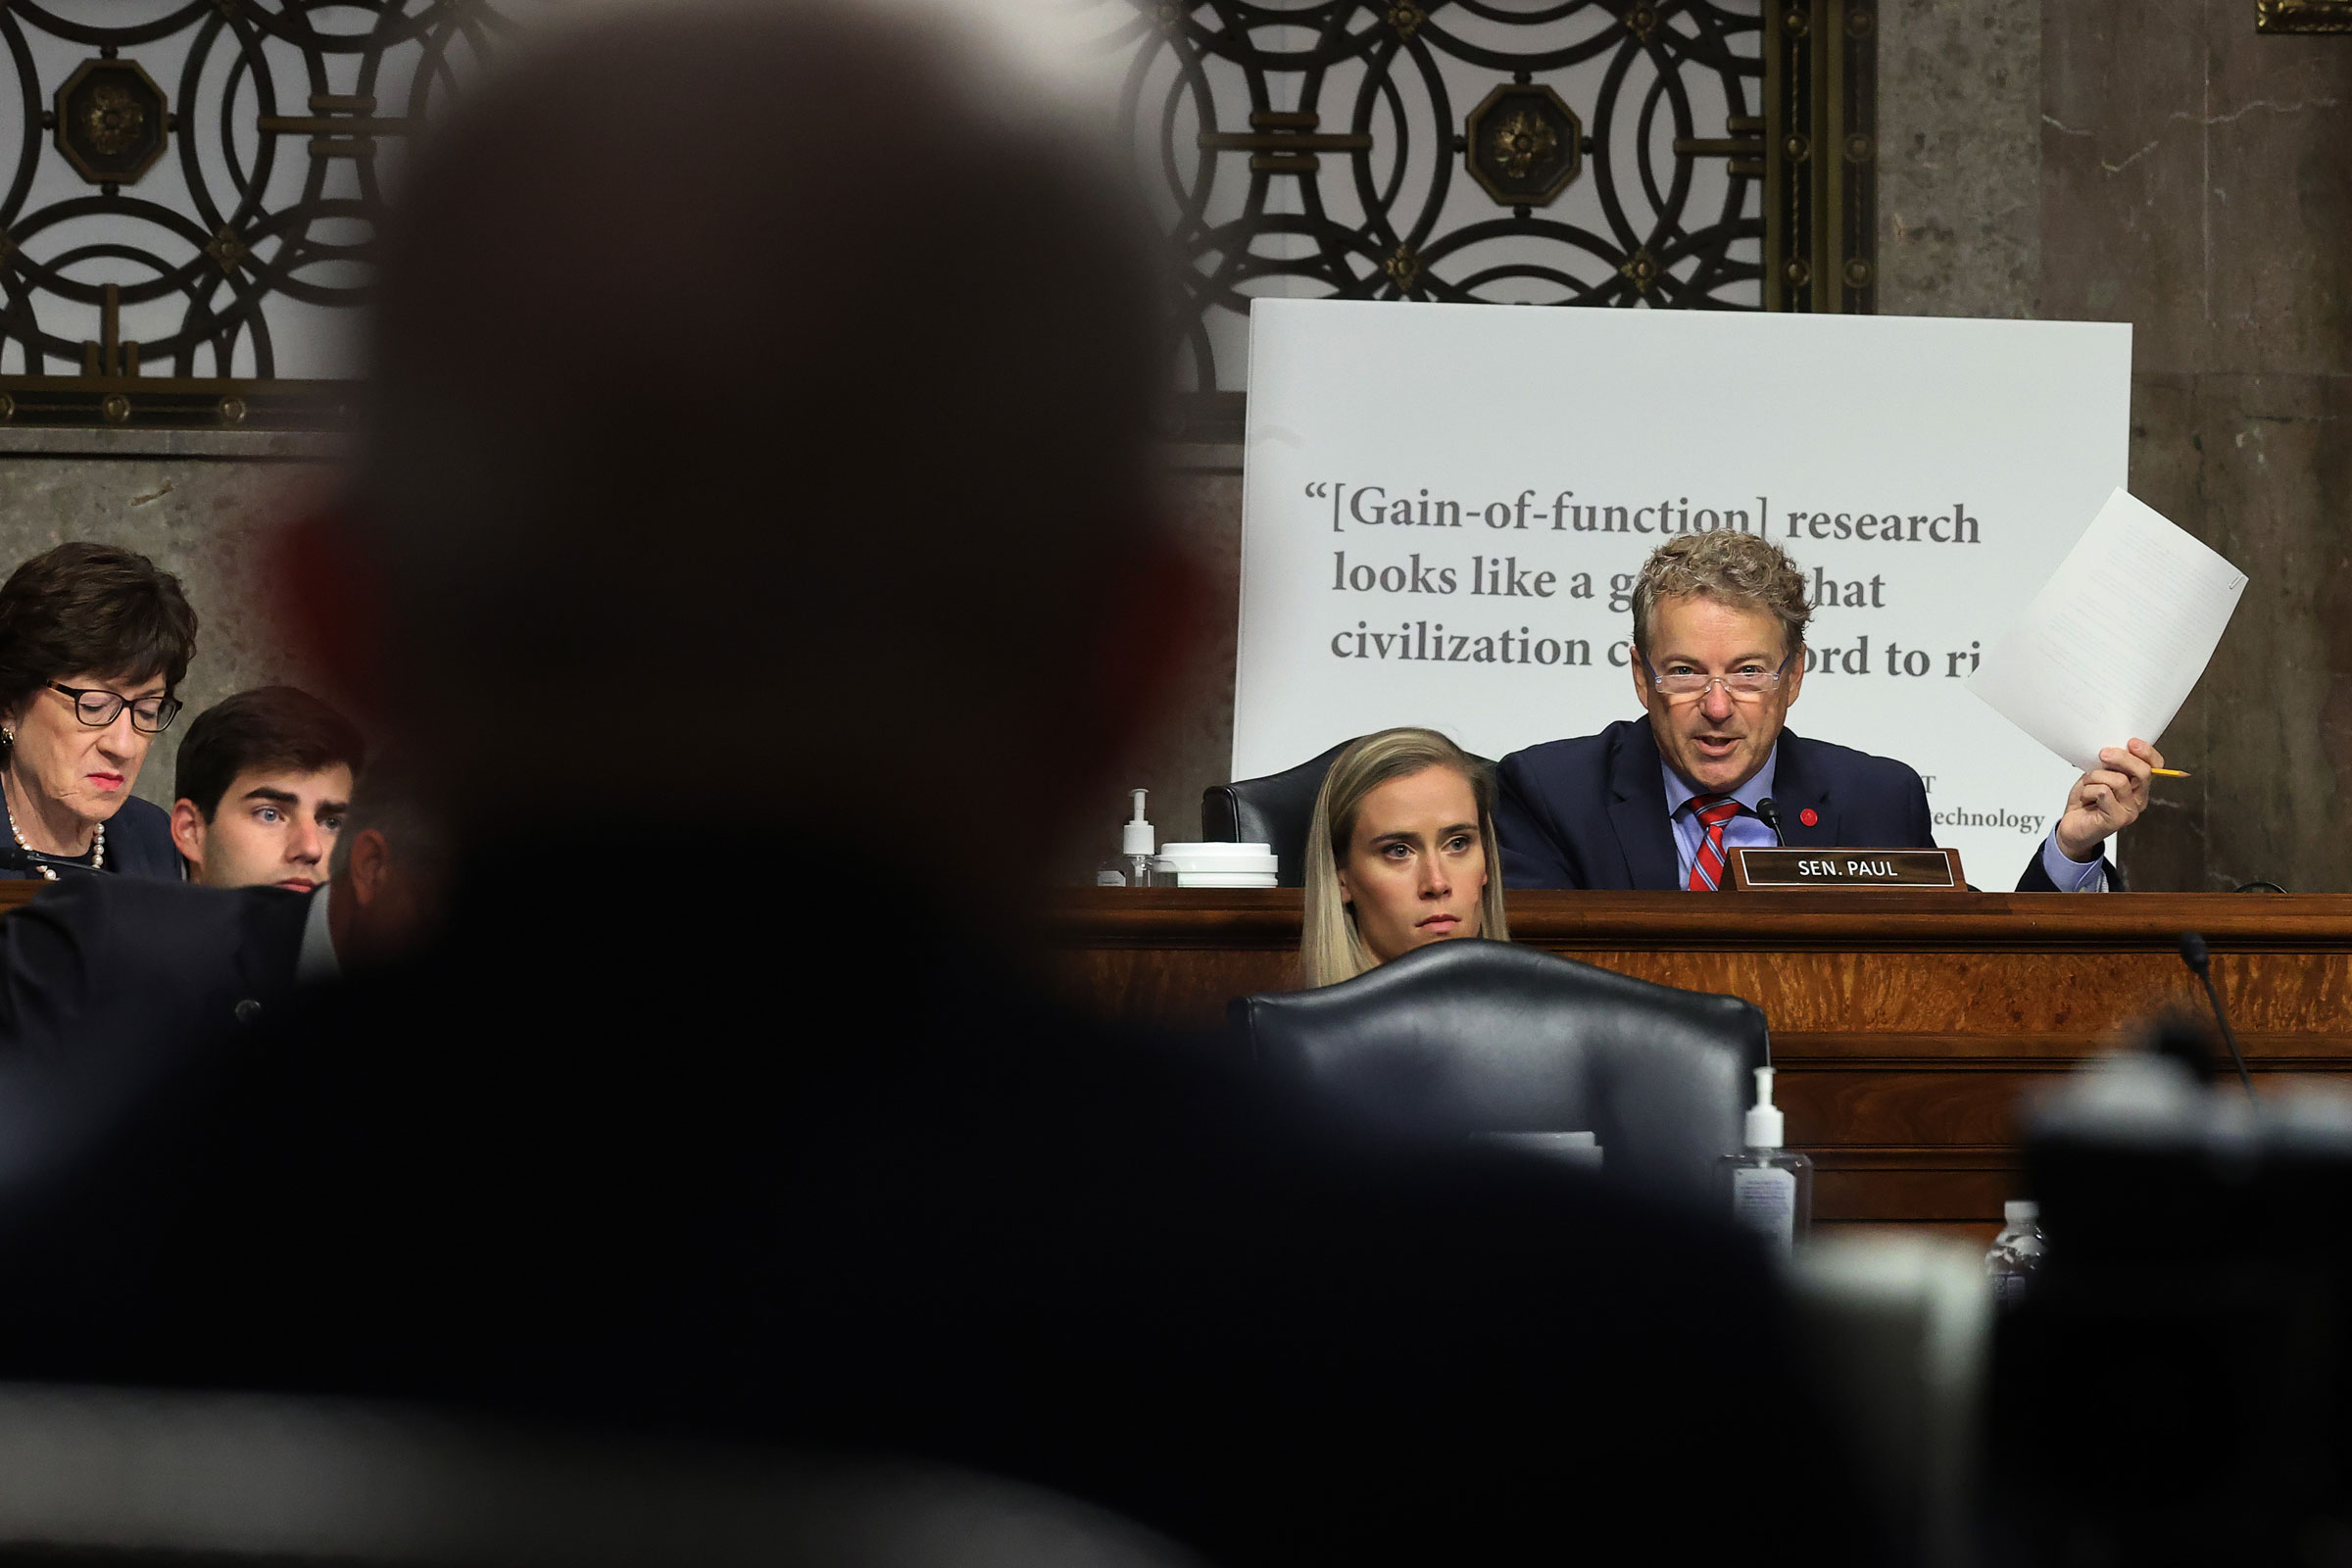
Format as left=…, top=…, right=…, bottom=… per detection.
left=0, top=876, right=308, bottom=1060
left=0, top=795, right=179, bottom=883
left=1495, top=718, right=2097, bottom=893
left=0, top=854, right=1887, bottom=1568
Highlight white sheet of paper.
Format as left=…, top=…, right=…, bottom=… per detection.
left=1967, top=487, right=2245, bottom=773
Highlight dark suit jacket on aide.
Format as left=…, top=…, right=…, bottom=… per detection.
left=0, top=876, right=310, bottom=1062
left=1496, top=717, right=2104, bottom=893
left=0, top=795, right=183, bottom=883
left=0, top=850, right=1886, bottom=1568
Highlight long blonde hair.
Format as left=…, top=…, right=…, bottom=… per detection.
left=1300, top=727, right=1509, bottom=988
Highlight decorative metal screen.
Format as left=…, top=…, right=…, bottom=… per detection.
left=0, top=0, right=1872, bottom=431
left=1091, top=0, right=1875, bottom=418
left=0, top=0, right=515, bottom=429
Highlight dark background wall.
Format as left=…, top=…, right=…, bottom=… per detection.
left=2038, top=3, right=2352, bottom=890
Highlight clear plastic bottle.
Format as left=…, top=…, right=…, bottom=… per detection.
left=1984, top=1199, right=2045, bottom=1305
left=1721, top=1066, right=1813, bottom=1256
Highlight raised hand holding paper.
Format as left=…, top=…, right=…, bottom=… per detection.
left=1966, top=488, right=2245, bottom=773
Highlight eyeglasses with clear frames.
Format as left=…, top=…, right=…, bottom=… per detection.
left=1643, top=651, right=1795, bottom=702
left=49, top=682, right=183, bottom=734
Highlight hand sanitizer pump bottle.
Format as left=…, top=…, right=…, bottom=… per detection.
left=1121, top=790, right=1156, bottom=888
left=1096, top=790, right=1157, bottom=888
left=1723, top=1066, right=1813, bottom=1255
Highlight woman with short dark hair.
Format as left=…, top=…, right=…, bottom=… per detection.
left=0, top=543, right=198, bottom=880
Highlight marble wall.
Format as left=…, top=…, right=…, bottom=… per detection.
left=1119, top=451, right=1245, bottom=862
left=2037, top=1, right=2351, bottom=890
left=1812, top=0, right=2352, bottom=891
left=1879, top=0, right=2042, bottom=320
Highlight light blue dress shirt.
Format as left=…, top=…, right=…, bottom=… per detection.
left=297, top=883, right=340, bottom=984
left=1660, top=746, right=2107, bottom=892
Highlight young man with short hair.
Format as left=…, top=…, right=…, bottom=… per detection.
left=170, top=686, right=365, bottom=892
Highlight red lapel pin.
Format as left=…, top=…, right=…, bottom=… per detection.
left=1799, top=808, right=1819, bottom=827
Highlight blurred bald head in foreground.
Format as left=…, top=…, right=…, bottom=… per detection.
left=302, top=0, right=1182, bottom=852
left=0, top=11, right=1876, bottom=1568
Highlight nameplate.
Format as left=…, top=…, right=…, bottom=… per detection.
left=1729, top=846, right=1965, bottom=891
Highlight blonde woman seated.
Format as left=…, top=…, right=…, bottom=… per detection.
left=1301, top=727, right=1510, bottom=987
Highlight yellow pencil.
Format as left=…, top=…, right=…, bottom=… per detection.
left=2150, top=767, right=2189, bottom=778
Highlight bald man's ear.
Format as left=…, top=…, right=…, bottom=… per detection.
left=269, top=506, right=390, bottom=721
left=346, top=828, right=392, bottom=908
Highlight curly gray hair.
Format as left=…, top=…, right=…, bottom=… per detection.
left=1629, top=531, right=1810, bottom=656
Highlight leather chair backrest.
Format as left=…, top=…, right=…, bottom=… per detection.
left=1231, top=939, right=1768, bottom=1211
left=1200, top=743, right=1352, bottom=887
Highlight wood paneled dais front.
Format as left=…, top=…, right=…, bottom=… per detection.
left=1039, top=890, right=2352, bottom=1235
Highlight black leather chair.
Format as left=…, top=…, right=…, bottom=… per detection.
left=1202, top=742, right=1494, bottom=887
left=1231, top=939, right=1768, bottom=1211
left=1200, top=742, right=1352, bottom=887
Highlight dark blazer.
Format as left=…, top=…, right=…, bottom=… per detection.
left=0, top=876, right=310, bottom=1061
left=1496, top=717, right=2104, bottom=893
left=0, top=795, right=182, bottom=882
left=0, top=853, right=1886, bottom=1568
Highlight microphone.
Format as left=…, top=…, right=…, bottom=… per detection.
left=1755, top=798, right=1787, bottom=846
left=0, top=843, right=100, bottom=878
left=2179, top=931, right=2254, bottom=1099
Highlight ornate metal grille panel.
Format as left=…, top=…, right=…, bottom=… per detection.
left=1085, top=0, right=1874, bottom=403
left=0, top=0, right=517, bottom=428
left=0, top=0, right=1872, bottom=429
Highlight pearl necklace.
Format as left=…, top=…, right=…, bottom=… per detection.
left=1, top=777, right=101, bottom=881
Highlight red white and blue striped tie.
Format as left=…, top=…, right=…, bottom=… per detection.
left=1687, top=795, right=1741, bottom=892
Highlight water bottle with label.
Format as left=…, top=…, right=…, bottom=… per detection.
left=1984, top=1200, right=2046, bottom=1305
left=1722, top=1066, right=1812, bottom=1255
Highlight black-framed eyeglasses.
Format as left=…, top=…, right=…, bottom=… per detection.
left=49, top=682, right=183, bottom=734
left=1642, top=649, right=1796, bottom=701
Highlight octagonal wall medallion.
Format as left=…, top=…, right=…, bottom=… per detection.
left=55, top=59, right=169, bottom=185
left=1464, top=82, right=1583, bottom=206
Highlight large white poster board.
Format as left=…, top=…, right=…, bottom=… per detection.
left=1234, top=300, right=2133, bottom=890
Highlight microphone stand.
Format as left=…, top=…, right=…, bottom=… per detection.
left=2179, top=931, right=2254, bottom=1100
left=0, top=842, right=103, bottom=879
left=0, top=770, right=103, bottom=880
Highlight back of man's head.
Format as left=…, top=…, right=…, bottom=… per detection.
left=348, top=2, right=1175, bottom=848
left=327, top=753, right=450, bottom=970
left=328, top=752, right=444, bottom=885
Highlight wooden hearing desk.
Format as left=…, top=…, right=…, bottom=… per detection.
left=1037, top=889, right=2352, bottom=1242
